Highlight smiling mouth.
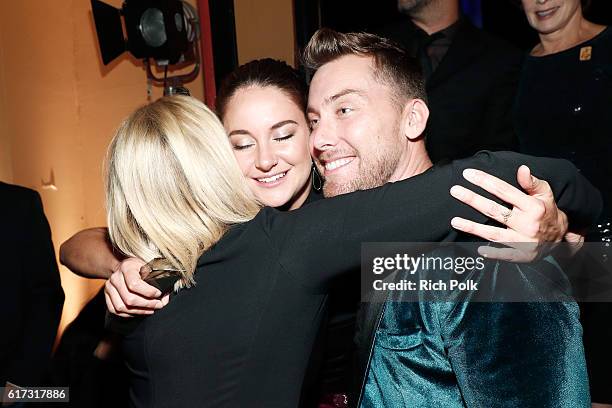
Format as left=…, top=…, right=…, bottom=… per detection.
left=256, top=171, right=287, bottom=184
left=324, top=157, right=355, bottom=172
left=536, top=7, right=559, bottom=18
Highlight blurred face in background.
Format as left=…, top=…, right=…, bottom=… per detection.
left=521, top=0, right=583, bottom=35
left=223, top=85, right=312, bottom=210
left=398, top=0, right=435, bottom=14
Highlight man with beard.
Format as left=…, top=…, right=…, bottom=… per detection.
left=302, top=29, right=591, bottom=407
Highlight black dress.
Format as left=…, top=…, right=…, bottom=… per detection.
left=514, top=26, right=612, bottom=403
left=122, top=151, right=601, bottom=408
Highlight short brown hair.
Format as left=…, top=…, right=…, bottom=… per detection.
left=301, top=28, right=427, bottom=106
left=216, top=58, right=307, bottom=120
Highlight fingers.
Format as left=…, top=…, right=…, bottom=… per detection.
left=104, top=280, right=146, bottom=317
left=516, top=165, right=553, bottom=198
left=110, top=269, right=164, bottom=310
left=450, top=185, right=516, bottom=227
left=477, top=245, right=539, bottom=263
left=462, top=168, right=533, bottom=212
left=451, top=217, right=516, bottom=242
left=119, top=258, right=162, bottom=298
left=564, top=232, right=585, bottom=256
left=451, top=217, right=544, bottom=262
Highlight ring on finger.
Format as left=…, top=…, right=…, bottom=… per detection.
left=501, top=208, right=513, bottom=225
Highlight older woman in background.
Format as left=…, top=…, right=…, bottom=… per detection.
left=514, top=0, right=611, bottom=405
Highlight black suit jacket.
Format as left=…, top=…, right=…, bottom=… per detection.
left=0, top=182, right=64, bottom=386
left=378, top=17, right=523, bottom=163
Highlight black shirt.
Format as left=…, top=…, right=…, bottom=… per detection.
left=375, top=17, right=523, bottom=163
left=515, top=26, right=612, bottom=221
left=122, top=151, right=600, bottom=408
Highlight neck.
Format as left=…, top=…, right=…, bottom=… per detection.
left=410, top=1, right=460, bottom=35
left=389, top=140, right=433, bottom=182
left=284, top=179, right=312, bottom=211
left=535, top=12, right=603, bottom=55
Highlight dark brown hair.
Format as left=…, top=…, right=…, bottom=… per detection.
left=301, top=28, right=427, bottom=105
left=216, top=58, right=307, bottom=120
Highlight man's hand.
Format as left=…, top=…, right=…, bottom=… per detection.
left=104, top=257, right=169, bottom=317
left=449, top=165, right=570, bottom=262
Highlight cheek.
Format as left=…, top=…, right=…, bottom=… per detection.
left=282, top=136, right=311, bottom=167
left=232, top=151, right=254, bottom=177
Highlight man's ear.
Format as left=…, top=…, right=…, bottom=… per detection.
left=402, top=99, right=429, bottom=141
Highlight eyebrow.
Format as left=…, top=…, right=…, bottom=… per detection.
left=270, top=119, right=298, bottom=130
left=228, top=129, right=250, bottom=137
left=307, top=88, right=366, bottom=114
left=227, top=120, right=298, bottom=137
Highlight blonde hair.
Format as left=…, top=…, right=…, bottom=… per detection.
left=105, top=95, right=261, bottom=288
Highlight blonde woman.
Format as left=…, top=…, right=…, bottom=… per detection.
left=105, top=95, right=599, bottom=407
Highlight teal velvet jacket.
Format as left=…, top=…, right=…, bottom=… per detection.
left=358, top=257, right=590, bottom=407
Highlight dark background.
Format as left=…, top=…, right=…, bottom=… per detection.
left=294, top=0, right=612, bottom=52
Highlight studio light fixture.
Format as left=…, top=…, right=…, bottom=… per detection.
left=91, top=0, right=200, bottom=95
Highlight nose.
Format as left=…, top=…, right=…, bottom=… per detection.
left=310, top=117, right=337, bottom=155
left=255, top=144, right=278, bottom=172
left=536, top=0, right=547, bottom=4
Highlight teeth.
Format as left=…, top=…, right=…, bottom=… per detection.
left=537, top=8, right=556, bottom=17
left=325, top=157, right=354, bottom=171
left=257, top=172, right=286, bottom=183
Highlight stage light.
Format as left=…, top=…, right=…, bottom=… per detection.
left=91, top=0, right=200, bottom=95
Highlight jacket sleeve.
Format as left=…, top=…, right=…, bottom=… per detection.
left=440, top=277, right=589, bottom=407
left=6, top=190, right=65, bottom=386
left=265, top=151, right=602, bottom=292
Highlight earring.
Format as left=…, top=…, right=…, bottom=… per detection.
left=311, top=163, right=322, bottom=191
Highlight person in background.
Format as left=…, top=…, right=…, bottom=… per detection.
left=514, top=0, right=611, bottom=406
left=0, top=182, right=64, bottom=402
left=375, top=0, right=522, bottom=162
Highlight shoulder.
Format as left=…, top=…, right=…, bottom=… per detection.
left=0, top=182, right=43, bottom=212
left=0, top=181, right=40, bottom=199
left=595, top=25, right=612, bottom=51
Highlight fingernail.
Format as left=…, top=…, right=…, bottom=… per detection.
left=463, top=168, right=477, bottom=181
left=450, top=185, right=464, bottom=199
left=451, top=217, right=465, bottom=229
left=477, top=246, right=490, bottom=257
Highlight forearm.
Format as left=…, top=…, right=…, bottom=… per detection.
left=60, top=227, right=122, bottom=279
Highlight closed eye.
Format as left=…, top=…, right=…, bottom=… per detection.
left=274, top=134, right=294, bottom=142
left=233, top=143, right=254, bottom=151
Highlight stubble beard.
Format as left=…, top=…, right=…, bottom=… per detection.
left=321, top=144, right=402, bottom=198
